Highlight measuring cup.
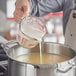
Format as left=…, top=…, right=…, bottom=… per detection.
left=17, top=16, right=46, bottom=48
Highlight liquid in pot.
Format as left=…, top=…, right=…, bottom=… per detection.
left=15, top=53, right=70, bottom=64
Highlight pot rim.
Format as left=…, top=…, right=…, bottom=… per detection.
left=4, top=42, right=76, bottom=66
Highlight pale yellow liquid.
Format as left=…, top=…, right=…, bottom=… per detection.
left=16, top=53, right=70, bottom=64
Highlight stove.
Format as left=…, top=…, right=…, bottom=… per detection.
left=0, top=45, right=8, bottom=76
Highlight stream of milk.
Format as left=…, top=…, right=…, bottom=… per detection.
left=39, top=40, right=42, bottom=64
left=21, top=26, right=45, bottom=64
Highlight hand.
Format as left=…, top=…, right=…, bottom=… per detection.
left=14, top=0, right=30, bottom=23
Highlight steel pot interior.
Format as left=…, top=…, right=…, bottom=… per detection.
left=5, top=42, right=76, bottom=64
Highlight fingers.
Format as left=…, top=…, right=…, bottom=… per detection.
left=14, top=8, right=24, bottom=23
left=13, top=0, right=30, bottom=23
left=14, top=6, right=30, bottom=23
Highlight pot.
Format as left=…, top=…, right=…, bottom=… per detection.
left=0, top=36, right=76, bottom=76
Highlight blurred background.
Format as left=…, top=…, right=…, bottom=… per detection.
left=0, top=0, right=18, bottom=40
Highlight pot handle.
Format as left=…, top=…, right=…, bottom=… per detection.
left=0, top=36, right=18, bottom=52
left=0, top=36, right=8, bottom=44
left=57, top=61, right=76, bottom=73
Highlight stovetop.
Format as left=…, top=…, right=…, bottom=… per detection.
left=0, top=44, right=8, bottom=76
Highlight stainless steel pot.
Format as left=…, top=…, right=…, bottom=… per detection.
left=0, top=36, right=76, bottom=76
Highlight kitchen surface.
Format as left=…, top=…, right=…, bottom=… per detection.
left=0, top=0, right=76, bottom=76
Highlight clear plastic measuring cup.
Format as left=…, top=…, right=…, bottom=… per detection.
left=17, top=16, right=46, bottom=48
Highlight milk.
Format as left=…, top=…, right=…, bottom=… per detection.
left=39, top=40, right=42, bottom=64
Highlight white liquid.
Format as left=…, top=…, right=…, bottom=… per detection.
left=21, top=26, right=45, bottom=40
left=21, top=26, right=45, bottom=64
left=39, top=40, right=42, bottom=64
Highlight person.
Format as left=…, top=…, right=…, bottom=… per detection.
left=14, top=0, right=76, bottom=76
left=14, top=0, right=75, bottom=34
left=14, top=0, right=76, bottom=50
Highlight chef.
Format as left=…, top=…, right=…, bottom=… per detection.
left=14, top=0, right=76, bottom=76
left=14, top=0, right=76, bottom=51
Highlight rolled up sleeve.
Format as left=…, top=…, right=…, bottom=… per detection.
left=29, top=0, right=64, bottom=16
